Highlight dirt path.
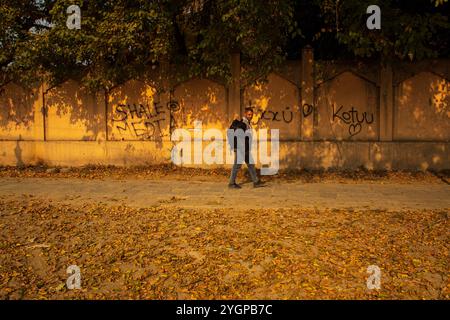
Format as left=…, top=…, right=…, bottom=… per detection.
left=0, top=177, right=449, bottom=210
left=1, top=176, right=448, bottom=299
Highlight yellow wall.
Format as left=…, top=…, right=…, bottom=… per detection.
left=315, top=71, right=379, bottom=141
left=244, top=73, right=300, bottom=140
left=45, top=80, right=105, bottom=141
left=0, top=58, right=449, bottom=170
left=107, top=80, right=170, bottom=141
left=173, top=78, right=228, bottom=130
left=394, top=72, right=450, bottom=141
left=0, top=83, right=41, bottom=140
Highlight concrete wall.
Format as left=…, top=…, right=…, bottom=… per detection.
left=244, top=73, right=301, bottom=140
left=394, top=72, right=450, bottom=141
left=107, top=80, right=167, bottom=141
left=0, top=51, right=449, bottom=170
left=0, top=83, right=42, bottom=141
left=45, top=80, right=105, bottom=141
left=315, top=71, right=379, bottom=141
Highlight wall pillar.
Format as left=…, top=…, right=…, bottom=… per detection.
left=41, top=83, right=50, bottom=141
left=301, top=46, right=314, bottom=140
left=228, top=52, right=241, bottom=122
left=32, top=83, right=45, bottom=141
left=380, top=63, right=394, bottom=141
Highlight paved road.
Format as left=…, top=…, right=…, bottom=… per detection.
left=0, top=177, right=448, bottom=211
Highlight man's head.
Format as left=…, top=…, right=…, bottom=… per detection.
left=244, top=107, right=254, bottom=122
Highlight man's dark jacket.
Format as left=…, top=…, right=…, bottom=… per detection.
left=228, top=119, right=252, bottom=161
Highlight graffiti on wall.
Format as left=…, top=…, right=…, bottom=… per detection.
left=255, top=106, right=295, bottom=124
left=302, top=103, right=314, bottom=118
left=111, top=100, right=180, bottom=140
left=332, top=104, right=374, bottom=137
left=245, top=99, right=297, bottom=126
left=248, top=101, right=315, bottom=127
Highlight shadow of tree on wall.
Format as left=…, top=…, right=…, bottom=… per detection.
left=0, top=60, right=449, bottom=171
left=315, top=70, right=379, bottom=141
left=0, top=83, right=36, bottom=139
left=107, top=79, right=177, bottom=146
left=244, top=73, right=301, bottom=140
left=44, top=80, right=105, bottom=141
left=394, top=71, right=450, bottom=141
left=315, top=59, right=380, bottom=87
left=173, top=78, right=228, bottom=131
left=314, top=60, right=381, bottom=143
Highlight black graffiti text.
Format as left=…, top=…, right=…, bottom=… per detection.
left=302, top=103, right=313, bottom=118
left=332, top=104, right=374, bottom=137
left=112, top=100, right=179, bottom=140
left=255, top=106, right=294, bottom=125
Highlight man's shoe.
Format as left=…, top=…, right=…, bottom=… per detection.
left=228, top=183, right=242, bottom=189
left=253, top=180, right=265, bottom=188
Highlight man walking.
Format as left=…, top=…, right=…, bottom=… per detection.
left=228, top=107, right=265, bottom=189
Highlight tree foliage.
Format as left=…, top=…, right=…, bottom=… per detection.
left=321, top=0, right=450, bottom=61
left=1, top=0, right=449, bottom=90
